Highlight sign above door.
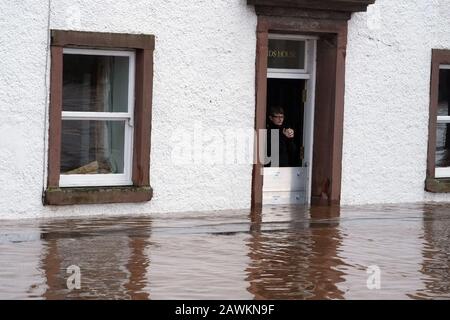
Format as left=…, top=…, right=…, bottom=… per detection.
left=268, top=39, right=305, bottom=70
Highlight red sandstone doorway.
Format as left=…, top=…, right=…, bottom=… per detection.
left=262, top=35, right=317, bottom=205
left=251, top=16, right=348, bottom=210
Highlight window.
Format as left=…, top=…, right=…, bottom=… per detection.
left=267, top=34, right=310, bottom=79
left=435, top=65, right=450, bottom=178
left=60, top=48, right=135, bottom=187
left=426, top=50, right=450, bottom=192
left=44, top=31, right=154, bottom=205
left=268, top=38, right=306, bottom=71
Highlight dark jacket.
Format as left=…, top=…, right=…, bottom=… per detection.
left=265, top=122, right=298, bottom=167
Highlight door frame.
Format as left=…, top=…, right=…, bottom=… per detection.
left=251, top=14, right=348, bottom=210
left=265, top=35, right=317, bottom=204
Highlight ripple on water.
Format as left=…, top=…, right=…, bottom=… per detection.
left=0, top=203, right=449, bottom=299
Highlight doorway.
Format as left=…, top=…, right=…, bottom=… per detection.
left=266, top=78, right=305, bottom=168
left=251, top=13, right=351, bottom=210
left=262, top=35, right=316, bottom=205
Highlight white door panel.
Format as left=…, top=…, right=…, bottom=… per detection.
left=263, top=167, right=307, bottom=192
left=263, top=191, right=305, bottom=205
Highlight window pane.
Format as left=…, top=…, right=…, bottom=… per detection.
left=63, top=54, right=130, bottom=112
left=436, top=68, right=450, bottom=169
left=61, top=120, right=126, bottom=175
left=436, top=123, right=450, bottom=168
left=268, top=39, right=305, bottom=70
left=438, top=68, right=450, bottom=116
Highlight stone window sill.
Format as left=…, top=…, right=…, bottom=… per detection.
left=44, top=186, right=153, bottom=205
left=425, top=178, right=450, bottom=193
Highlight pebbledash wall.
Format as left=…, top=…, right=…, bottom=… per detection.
left=342, top=0, right=450, bottom=205
left=0, top=0, right=449, bottom=219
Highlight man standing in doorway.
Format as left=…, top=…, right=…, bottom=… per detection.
left=266, top=106, right=298, bottom=167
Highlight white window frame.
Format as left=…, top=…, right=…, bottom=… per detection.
left=59, top=48, right=135, bottom=187
left=267, top=34, right=318, bottom=76
left=435, top=64, right=450, bottom=178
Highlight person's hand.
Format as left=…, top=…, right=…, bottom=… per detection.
left=283, top=128, right=294, bottom=139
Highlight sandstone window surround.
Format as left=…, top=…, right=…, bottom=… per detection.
left=426, top=50, right=450, bottom=193
left=44, top=30, right=154, bottom=205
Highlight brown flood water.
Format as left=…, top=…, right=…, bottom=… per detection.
left=0, top=203, right=449, bottom=299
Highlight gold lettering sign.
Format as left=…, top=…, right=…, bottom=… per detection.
left=268, top=39, right=305, bottom=69
left=268, top=50, right=297, bottom=59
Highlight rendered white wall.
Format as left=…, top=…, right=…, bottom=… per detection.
left=341, top=0, right=450, bottom=205
left=2, top=0, right=450, bottom=219
left=0, top=0, right=257, bottom=219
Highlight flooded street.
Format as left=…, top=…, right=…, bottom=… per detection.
left=0, top=204, right=450, bottom=299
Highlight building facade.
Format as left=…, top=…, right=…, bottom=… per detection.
left=1, top=0, right=450, bottom=219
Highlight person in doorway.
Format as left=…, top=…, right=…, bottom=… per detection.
left=265, top=106, right=298, bottom=167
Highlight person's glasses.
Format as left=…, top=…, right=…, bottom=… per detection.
left=271, top=114, right=284, bottom=119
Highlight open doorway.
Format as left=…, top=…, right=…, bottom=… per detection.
left=265, top=78, right=305, bottom=167
left=262, top=35, right=316, bottom=205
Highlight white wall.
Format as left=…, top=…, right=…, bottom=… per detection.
left=2, top=0, right=450, bottom=219
left=341, top=0, right=450, bottom=205
left=0, top=0, right=257, bottom=219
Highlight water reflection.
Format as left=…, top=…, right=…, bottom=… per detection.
left=413, top=204, right=450, bottom=299
left=37, top=218, right=152, bottom=299
left=0, top=204, right=450, bottom=299
left=246, top=206, right=345, bottom=299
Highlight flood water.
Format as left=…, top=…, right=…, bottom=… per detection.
left=0, top=203, right=449, bottom=299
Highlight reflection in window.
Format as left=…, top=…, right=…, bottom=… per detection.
left=435, top=68, right=450, bottom=169
left=61, top=120, right=125, bottom=175
left=63, top=54, right=130, bottom=113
